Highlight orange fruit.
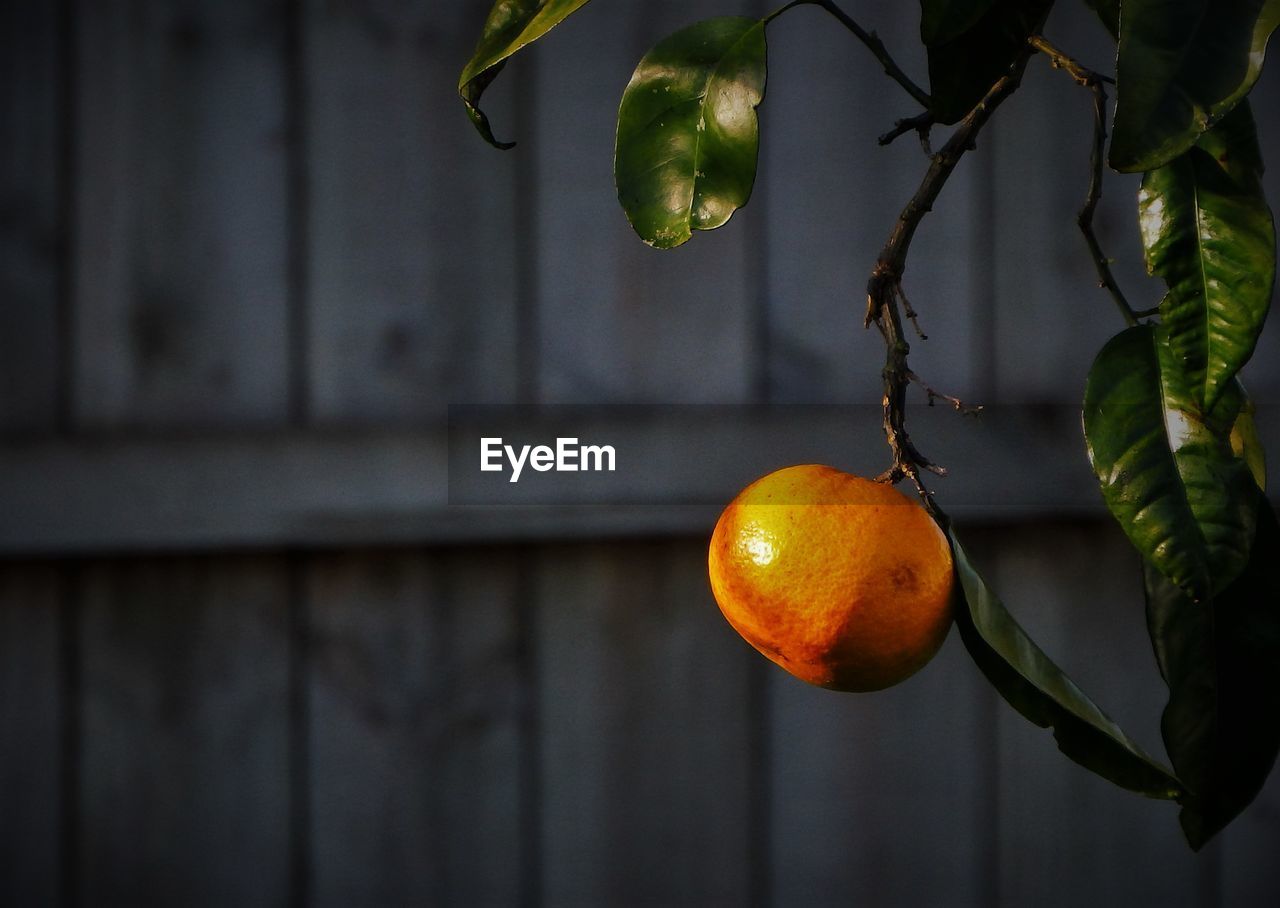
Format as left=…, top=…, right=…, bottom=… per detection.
left=708, top=464, right=955, bottom=692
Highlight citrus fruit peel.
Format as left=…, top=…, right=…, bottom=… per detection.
left=708, top=464, right=955, bottom=691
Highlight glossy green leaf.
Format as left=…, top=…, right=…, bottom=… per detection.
left=920, top=0, right=1054, bottom=124
left=1140, top=104, right=1276, bottom=411
left=458, top=0, right=594, bottom=148
left=950, top=530, right=1183, bottom=799
left=1110, top=0, right=1280, bottom=172
left=1231, top=394, right=1267, bottom=490
left=1083, top=326, right=1259, bottom=601
left=614, top=17, right=766, bottom=249
left=1144, top=499, right=1280, bottom=849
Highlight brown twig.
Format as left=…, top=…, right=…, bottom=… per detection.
left=1029, top=35, right=1138, bottom=327
left=869, top=279, right=948, bottom=493
left=878, top=112, right=935, bottom=151
left=908, top=371, right=983, bottom=414
left=785, top=0, right=931, bottom=109
left=866, top=53, right=1031, bottom=510
left=896, top=284, right=927, bottom=339
left=1027, top=35, right=1114, bottom=87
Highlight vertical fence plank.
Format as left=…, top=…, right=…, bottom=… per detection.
left=0, top=565, right=63, bottom=905
left=78, top=557, right=291, bottom=906
left=306, top=549, right=525, bottom=906
left=763, top=3, right=981, bottom=405
left=989, top=4, right=1149, bottom=404
left=0, top=0, right=62, bottom=432
left=990, top=7, right=1280, bottom=404
left=532, top=0, right=757, bottom=404
left=989, top=521, right=1213, bottom=906
left=537, top=540, right=754, bottom=905
left=304, top=1, right=520, bottom=423
left=768, top=626, right=992, bottom=906
left=1221, top=768, right=1280, bottom=904
left=72, top=0, right=290, bottom=428
left=1238, top=60, right=1280, bottom=400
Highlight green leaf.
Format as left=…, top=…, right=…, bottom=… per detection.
left=950, top=530, right=1183, bottom=799
left=1139, top=104, right=1276, bottom=411
left=1144, top=498, right=1280, bottom=849
left=1083, top=326, right=1259, bottom=601
left=458, top=0, right=595, bottom=149
left=1110, top=0, right=1280, bottom=172
left=920, top=0, right=1054, bottom=124
left=1231, top=394, right=1267, bottom=491
left=614, top=17, right=767, bottom=249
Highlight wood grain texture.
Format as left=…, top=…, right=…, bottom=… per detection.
left=304, top=0, right=519, bottom=423
left=989, top=521, right=1213, bottom=907
left=72, top=0, right=290, bottom=428
left=306, top=549, right=525, bottom=906
left=763, top=1, right=982, bottom=404
left=532, top=0, right=758, bottom=404
left=0, top=0, right=62, bottom=432
left=0, top=5, right=1276, bottom=906
left=0, top=406, right=1150, bottom=555
left=536, top=540, right=755, bottom=905
left=767, top=612, right=993, bottom=906
left=0, top=564, right=63, bottom=906
left=77, top=557, right=291, bottom=906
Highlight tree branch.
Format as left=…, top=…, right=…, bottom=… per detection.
left=866, top=53, right=1031, bottom=509
left=797, top=0, right=932, bottom=109
left=1029, top=35, right=1138, bottom=328
left=909, top=370, right=983, bottom=414
left=878, top=111, right=934, bottom=150
left=1026, top=35, right=1114, bottom=87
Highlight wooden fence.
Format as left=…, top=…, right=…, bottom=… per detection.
left=2, top=0, right=1278, bottom=905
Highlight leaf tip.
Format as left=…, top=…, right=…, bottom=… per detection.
left=462, top=95, right=517, bottom=150
left=1179, top=809, right=1213, bottom=852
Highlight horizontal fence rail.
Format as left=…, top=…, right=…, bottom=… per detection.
left=10, top=404, right=1277, bottom=556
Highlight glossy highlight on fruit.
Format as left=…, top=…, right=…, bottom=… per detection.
left=708, top=464, right=955, bottom=692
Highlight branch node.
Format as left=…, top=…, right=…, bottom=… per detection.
left=878, top=111, right=935, bottom=151
left=863, top=53, right=1030, bottom=509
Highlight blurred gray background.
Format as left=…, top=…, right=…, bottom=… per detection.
left=2, top=0, right=1280, bottom=905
